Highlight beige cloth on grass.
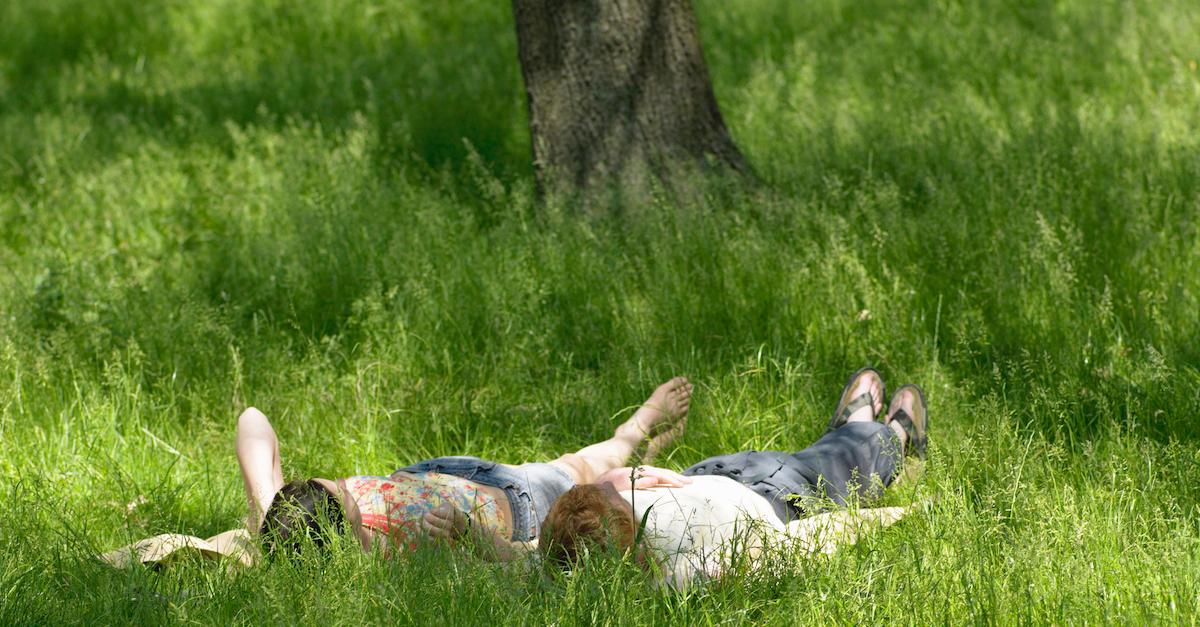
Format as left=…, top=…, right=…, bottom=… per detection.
left=100, top=528, right=258, bottom=568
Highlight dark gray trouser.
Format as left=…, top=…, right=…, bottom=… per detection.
left=682, top=421, right=902, bottom=523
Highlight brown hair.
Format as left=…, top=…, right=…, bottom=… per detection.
left=259, top=479, right=347, bottom=558
left=539, top=484, right=636, bottom=567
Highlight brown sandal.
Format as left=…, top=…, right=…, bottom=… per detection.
left=884, top=384, right=928, bottom=459
left=827, top=367, right=885, bottom=433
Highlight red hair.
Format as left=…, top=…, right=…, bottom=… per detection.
left=539, top=484, right=636, bottom=566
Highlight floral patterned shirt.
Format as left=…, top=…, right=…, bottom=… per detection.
left=343, top=472, right=505, bottom=551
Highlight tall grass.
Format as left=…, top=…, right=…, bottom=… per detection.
left=1, top=0, right=1198, bottom=623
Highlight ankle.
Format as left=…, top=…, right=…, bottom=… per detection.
left=887, top=420, right=907, bottom=454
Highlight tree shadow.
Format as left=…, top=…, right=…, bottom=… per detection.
left=1, top=0, right=532, bottom=186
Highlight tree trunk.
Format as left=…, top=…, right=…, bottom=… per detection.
left=512, top=0, right=748, bottom=195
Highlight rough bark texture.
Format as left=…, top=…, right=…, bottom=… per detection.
left=512, top=0, right=747, bottom=194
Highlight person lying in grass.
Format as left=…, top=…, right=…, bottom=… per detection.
left=538, top=368, right=927, bottom=588
left=237, top=377, right=693, bottom=559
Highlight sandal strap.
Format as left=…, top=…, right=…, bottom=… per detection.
left=891, top=408, right=920, bottom=446
left=838, top=393, right=874, bottom=422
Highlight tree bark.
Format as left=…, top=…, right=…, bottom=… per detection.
left=512, top=0, right=748, bottom=195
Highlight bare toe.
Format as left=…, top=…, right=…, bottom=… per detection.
left=632, top=376, right=693, bottom=438
left=871, top=379, right=884, bottom=415
left=846, top=376, right=878, bottom=423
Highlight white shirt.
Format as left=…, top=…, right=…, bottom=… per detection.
left=618, top=475, right=784, bottom=589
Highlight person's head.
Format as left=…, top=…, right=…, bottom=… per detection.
left=259, top=478, right=347, bottom=557
left=539, top=483, right=637, bottom=567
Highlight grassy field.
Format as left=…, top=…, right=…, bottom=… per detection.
left=2, top=0, right=1199, bottom=623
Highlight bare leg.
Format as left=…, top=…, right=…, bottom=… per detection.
left=549, top=377, right=692, bottom=484
left=236, top=407, right=285, bottom=531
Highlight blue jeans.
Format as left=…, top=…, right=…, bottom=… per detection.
left=683, top=421, right=902, bottom=522
left=396, top=456, right=575, bottom=542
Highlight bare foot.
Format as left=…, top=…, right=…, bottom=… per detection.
left=645, top=413, right=687, bottom=462
left=618, top=376, right=692, bottom=461
left=844, top=373, right=884, bottom=423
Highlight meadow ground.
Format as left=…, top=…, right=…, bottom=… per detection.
left=2, top=0, right=1199, bottom=623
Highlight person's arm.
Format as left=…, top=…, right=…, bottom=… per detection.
left=593, top=465, right=693, bottom=492
left=421, top=503, right=535, bottom=562
left=236, top=407, right=285, bottom=531
left=782, top=506, right=911, bottom=555
left=474, top=531, right=537, bottom=562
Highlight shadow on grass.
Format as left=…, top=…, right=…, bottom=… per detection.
left=5, top=0, right=1197, bottom=449
left=1, top=0, right=531, bottom=185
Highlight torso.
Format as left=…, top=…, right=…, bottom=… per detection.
left=619, top=475, right=783, bottom=588
left=343, top=471, right=512, bottom=552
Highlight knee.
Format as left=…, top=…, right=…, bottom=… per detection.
left=237, top=406, right=268, bottom=431
left=238, top=406, right=264, bottom=420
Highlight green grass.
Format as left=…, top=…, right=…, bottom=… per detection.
left=2, top=0, right=1199, bottom=623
